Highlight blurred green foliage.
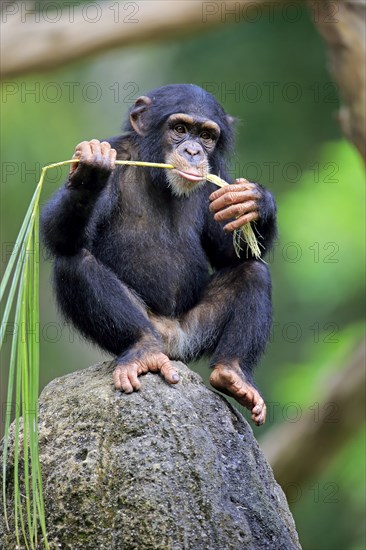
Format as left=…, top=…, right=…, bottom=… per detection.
left=1, top=4, right=365, bottom=549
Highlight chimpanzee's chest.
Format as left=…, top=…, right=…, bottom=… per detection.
left=92, top=198, right=210, bottom=316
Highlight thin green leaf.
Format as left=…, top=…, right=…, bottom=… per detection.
left=0, top=188, right=39, bottom=303
left=0, top=219, right=32, bottom=349
left=2, top=241, right=28, bottom=531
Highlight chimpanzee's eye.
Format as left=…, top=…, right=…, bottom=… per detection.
left=200, top=131, right=212, bottom=140
left=174, top=124, right=187, bottom=134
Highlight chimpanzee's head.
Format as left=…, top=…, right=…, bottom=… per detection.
left=126, top=84, right=234, bottom=196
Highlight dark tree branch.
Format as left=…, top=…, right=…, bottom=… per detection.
left=0, top=0, right=299, bottom=79
left=310, top=0, right=366, bottom=162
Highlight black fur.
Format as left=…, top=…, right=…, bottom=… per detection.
left=41, top=84, right=277, bottom=380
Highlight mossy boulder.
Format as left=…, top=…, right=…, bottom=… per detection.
left=1, top=361, right=301, bottom=549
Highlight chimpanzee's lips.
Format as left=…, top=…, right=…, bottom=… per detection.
left=172, top=169, right=205, bottom=182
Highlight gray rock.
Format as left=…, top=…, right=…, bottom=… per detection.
left=1, top=361, right=301, bottom=550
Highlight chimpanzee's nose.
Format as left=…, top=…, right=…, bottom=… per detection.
left=183, top=145, right=203, bottom=167
left=184, top=145, right=201, bottom=158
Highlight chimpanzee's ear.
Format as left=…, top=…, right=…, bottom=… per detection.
left=226, top=115, right=235, bottom=126
left=130, top=96, right=153, bottom=136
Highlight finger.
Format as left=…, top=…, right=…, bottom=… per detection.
left=209, top=190, right=260, bottom=213
left=89, top=139, right=102, bottom=164
left=100, top=142, right=116, bottom=177
left=224, top=211, right=259, bottom=232
left=209, top=182, right=258, bottom=202
left=100, top=141, right=111, bottom=155
left=213, top=200, right=257, bottom=222
left=100, top=141, right=112, bottom=170
left=157, top=354, right=180, bottom=384
left=113, top=366, right=133, bottom=393
left=70, top=150, right=81, bottom=175
left=70, top=142, right=92, bottom=178
left=75, top=141, right=93, bottom=163
left=110, top=148, right=117, bottom=169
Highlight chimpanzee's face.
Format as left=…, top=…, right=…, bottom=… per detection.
left=163, top=113, right=221, bottom=196
left=128, top=86, right=232, bottom=197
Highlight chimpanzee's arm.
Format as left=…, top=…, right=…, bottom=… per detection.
left=203, top=179, right=277, bottom=268
left=41, top=140, right=117, bottom=256
left=41, top=186, right=101, bottom=256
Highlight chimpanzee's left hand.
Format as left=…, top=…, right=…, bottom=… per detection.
left=209, top=178, right=264, bottom=232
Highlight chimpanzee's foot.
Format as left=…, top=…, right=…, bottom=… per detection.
left=113, top=352, right=180, bottom=393
left=210, top=364, right=266, bottom=426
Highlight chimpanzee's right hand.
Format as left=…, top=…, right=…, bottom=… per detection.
left=67, top=139, right=117, bottom=189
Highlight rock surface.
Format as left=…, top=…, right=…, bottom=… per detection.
left=1, top=361, right=301, bottom=549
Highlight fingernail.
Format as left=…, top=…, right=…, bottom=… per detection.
left=172, top=373, right=180, bottom=382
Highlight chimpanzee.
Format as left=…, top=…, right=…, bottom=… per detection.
left=41, top=84, right=277, bottom=425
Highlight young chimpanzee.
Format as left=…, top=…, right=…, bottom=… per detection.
left=41, top=84, right=277, bottom=425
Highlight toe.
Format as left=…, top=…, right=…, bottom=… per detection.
left=158, top=354, right=180, bottom=384
left=128, top=368, right=142, bottom=391
left=113, top=366, right=133, bottom=393
left=113, top=367, right=122, bottom=390
left=251, top=397, right=266, bottom=426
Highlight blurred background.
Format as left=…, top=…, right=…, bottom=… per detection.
left=1, top=1, right=365, bottom=549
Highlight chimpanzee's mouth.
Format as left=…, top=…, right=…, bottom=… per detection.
left=172, top=169, right=206, bottom=182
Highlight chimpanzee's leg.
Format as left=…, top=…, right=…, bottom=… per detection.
left=150, top=261, right=271, bottom=425
left=53, top=249, right=180, bottom=391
